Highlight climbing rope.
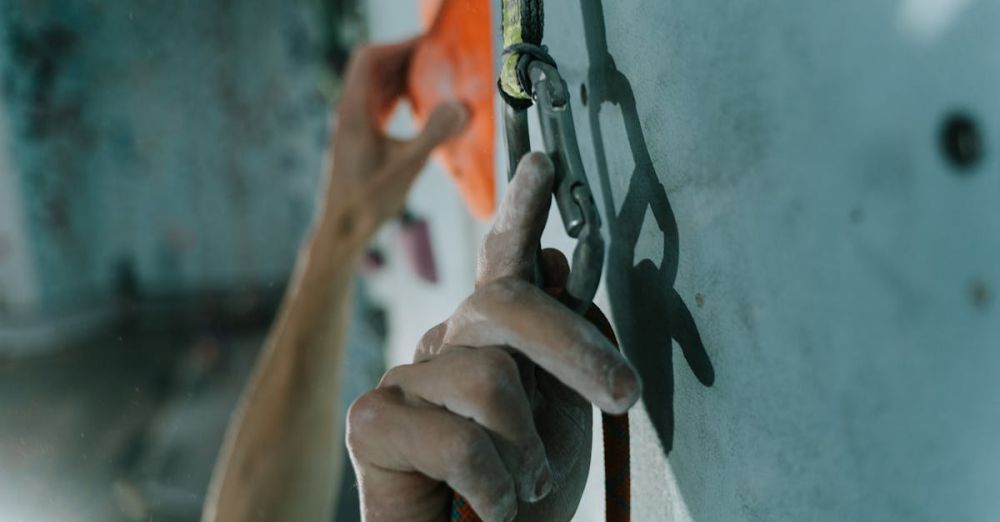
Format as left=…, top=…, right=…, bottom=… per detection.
left=451, top=0, right=631, bottom=520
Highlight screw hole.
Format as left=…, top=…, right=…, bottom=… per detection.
left=940, top=112, right=984, bottom=171
left=580, top=83, right=588, bottom=107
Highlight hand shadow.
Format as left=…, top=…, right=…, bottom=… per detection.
left=581, top=0, right=714, bottom=454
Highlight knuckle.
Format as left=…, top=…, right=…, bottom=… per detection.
left=377, top=364, right=408, bottom=387
left=478, top=277, right=529, bottom=305
left=483, top=349, right=521, bottom=390
left=345, top=388, right=394, bottom=450
left=415, top=322, right=447, bottom=361
left=454, top=293, right=479, bottom=321
left=479, top=347, right=519, bottom=376
left=461, top=350, right=520, bottom=405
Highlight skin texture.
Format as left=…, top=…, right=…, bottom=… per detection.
left=201, top=39, right=468, bottom=522
left=347, top=152, right=643, bottom=522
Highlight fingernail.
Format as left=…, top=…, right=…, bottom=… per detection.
left=533, top=463, right=553, bottom=500
left=607, top=363, right=640, bottom=405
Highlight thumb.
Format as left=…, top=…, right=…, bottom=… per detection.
left=402, top=101, right=469, bottom=163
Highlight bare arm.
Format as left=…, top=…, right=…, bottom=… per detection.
left=201, top=39, right=468, bottom=522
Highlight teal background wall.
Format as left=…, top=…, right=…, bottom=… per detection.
left=0, top=0, right=329, bottom=344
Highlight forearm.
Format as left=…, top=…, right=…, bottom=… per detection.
left=203, top=209, right=369, bottom=522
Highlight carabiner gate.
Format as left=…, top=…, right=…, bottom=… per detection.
left=502, top=58, right=605, bottom=314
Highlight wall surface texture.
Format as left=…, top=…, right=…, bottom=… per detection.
left=537, top=0, right=1000, bottom=520
left=0, top=0, right=328, bottom=342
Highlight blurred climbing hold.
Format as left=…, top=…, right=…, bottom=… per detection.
left=408, top=0, right=496, bottom=218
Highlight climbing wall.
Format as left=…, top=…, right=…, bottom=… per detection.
left=0, top=0, right=330, bottom=347
left=537, top=0, right=1000, bottom=520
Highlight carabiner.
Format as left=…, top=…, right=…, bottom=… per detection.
left=502, top=58, right=605, bottom=314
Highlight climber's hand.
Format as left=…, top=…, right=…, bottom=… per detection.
left=316, top=38, right=468, bottom=253
left=346, top=152, right=642, bottom=522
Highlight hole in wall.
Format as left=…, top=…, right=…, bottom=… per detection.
left=940, top=111, right=984, bottom=171
left=971, top=279, right=991, bottom=309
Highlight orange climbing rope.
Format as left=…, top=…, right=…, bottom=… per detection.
left=589, top=306, right=631, bottom=522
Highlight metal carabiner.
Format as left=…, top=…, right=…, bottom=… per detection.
left=502, top=59, right=605, bottom=314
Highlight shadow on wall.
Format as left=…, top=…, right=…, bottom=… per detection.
left=581, top=0, right=715, bottom=454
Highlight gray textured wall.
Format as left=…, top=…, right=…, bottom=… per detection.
left=538, top=0, right=1000, bottom=520
left=0, top=0, right=328, bottom=332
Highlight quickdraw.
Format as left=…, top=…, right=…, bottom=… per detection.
left=498, top=0, right=604, bottom=314
left=451, top=1, right=631, bottom=521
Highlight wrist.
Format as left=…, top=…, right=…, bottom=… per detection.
left=311, top=202, right=379, bottom=262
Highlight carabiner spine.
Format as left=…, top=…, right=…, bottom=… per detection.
left=499, top=57, right=605, bottom=311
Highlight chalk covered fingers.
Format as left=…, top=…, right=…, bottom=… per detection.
left=381, top=346, right=552, bottom=499
left=428, top=152, right=641, bottom=413
left=347, top=153, right=641, bottom=522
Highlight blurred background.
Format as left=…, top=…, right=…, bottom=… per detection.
left=0, top=1, right=472, bottom=520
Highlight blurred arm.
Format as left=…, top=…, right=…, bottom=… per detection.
left=200, top=38, right=467, bottom=522
left=201, top=208, right=367, bottom=522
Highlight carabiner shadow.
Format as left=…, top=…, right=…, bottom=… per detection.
left=581, top=0, right=714, bottom=455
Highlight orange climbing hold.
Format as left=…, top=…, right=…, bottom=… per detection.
left=409, top=0, right=496, bottom=218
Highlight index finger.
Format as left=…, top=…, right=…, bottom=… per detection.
left=476, top=152, right=554, bottom=286
left=432, top=277, right=641, bottom=414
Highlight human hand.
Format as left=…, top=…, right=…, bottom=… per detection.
left=346, top=152, right=642, bottom=521
left=315, top=38, right=469, bottom=253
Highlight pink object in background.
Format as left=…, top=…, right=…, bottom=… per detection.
left=363, top=248, right=386, bottom=273
left=399, top=212, right=438, bottom=284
